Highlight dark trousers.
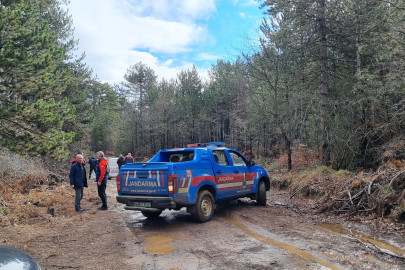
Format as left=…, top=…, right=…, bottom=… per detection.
left=89, top=167, right=96, bottom=178
left=74, top=187, right=83, bottom=210
left=97, top=184, right=107, bottom=208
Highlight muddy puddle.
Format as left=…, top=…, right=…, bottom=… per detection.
left=318, top=223, right=405, bottom=255
left=144, top=235, right=175, bottom=255
left=226, top=216, right=340, bottom=270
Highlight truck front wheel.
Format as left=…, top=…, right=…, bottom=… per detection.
left=141, top=210, right=162, bottom=218
left=257, top=181, right=267, bottom=206
left=192, top=190, right=215, bottom=223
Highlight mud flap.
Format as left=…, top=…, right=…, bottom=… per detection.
left=187, top=204, right=197, bottom=214
left=250, top=190, right=258, bottom=200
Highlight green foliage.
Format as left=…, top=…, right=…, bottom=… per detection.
left=0, top=1, right=75, bottom=159
left=295, top=166, right=350, bottom=181
left=380, top=187, right=391, bottom=197
left=89, top=82, right=120, bottom=152
left=0, top=208, right=11, bottom=215
left=3, top=0, right=403, bottom=171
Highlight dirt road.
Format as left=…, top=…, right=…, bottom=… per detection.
left=120, top=200, right=405, bottom=270
left=2, top=181, right=405, bottom=270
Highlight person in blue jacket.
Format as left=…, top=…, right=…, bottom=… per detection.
left=69, top=154, right=88, bottom=212
left=88, top=155, right=97, bottom=179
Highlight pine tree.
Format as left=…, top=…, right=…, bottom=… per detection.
left=0, top=1, right=75, bottom=158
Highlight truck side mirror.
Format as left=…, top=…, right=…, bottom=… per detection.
left=248, top=159, right=255, bottom=167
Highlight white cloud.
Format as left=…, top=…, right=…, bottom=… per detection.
left=195, top=52, right=222, bottom=61
left=239, top=12, right=246, bottom=19
left=68, top=0, right=216, bottom=83
left=233, top=0, right=260, bottom=6
left=128, top=0, right=216, bottom=22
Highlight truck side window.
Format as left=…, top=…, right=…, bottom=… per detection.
left=229, top=151, right=248, bottom=167
left=212, top=150, right=229, bottom=166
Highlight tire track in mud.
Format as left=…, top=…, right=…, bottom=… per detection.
left=225, top=216, right=341, bottom=270
left=318, top=223, right=405, bottom=256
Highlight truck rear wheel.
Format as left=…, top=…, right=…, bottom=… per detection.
left=257, top=181, right=267, bottom=206
left=192, top=190, right=215, bottom=223
left=141, top=210, right=162, bottom=218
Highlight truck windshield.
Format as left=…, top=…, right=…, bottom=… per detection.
left=150, top=151, right=195, bottom=162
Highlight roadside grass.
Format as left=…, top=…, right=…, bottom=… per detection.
left=0, top=149, right=100, bottom=226
left=0, top=176, right=100, bottom=226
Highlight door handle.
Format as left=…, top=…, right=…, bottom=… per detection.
left=234, top=170, right=240, bottom=173
left=217, top=170, right=222, bottom=173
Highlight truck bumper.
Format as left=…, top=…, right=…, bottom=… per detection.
left=116, top=195, right=176, bottom=211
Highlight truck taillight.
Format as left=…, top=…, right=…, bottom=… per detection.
left=167, top=173, right=178, bottom=194
left=116, top=175, right=121, bottom=193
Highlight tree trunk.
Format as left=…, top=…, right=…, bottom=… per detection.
left=318, top=0, right=330, bottom=166
left=285, top=135, right=292, bottom=171
left=355, top=0, right=361, bottom=76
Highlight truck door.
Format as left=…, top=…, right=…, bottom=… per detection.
left=227, top=150, right=256, bottom=197
left=211, top=149, right=239, bottom=199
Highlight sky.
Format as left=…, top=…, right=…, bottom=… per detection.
left=67, top=0, right=264, bottom=84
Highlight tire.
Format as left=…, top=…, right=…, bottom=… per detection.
left=141, top=210, right=162, bottom=218
left=192, top=190, right=215, bottom=223
left=257, top=181, right=267, bottom=206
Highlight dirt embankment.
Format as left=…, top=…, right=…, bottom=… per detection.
left=265, top=145, right=405, bottom=234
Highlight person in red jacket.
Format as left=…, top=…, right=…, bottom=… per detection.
left=96, top=151, right=109, bottom=211
left=124, top=153, right=134, bottom=164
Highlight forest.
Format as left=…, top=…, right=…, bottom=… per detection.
left=1, top=0, right=405, bottom=171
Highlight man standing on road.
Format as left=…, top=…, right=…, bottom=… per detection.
left=69, top=154, right=88, bottom=212
left=124, top=153, right=134, bottom=164
left=71, top=152, right=86, bottom=165
left=88, top=155, right=97, bottom=179
left=96, top=151, right=109, bottom=211
left=117, top=154, right=124, bottom=170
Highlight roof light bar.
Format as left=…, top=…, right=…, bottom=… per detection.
left=187, top=142, right=226, bottom=148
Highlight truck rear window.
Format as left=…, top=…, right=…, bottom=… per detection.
left=150, top=151, right=195, bottom=162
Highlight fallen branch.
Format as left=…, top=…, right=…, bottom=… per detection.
left=389, top=170, right=405, bottom=189
left=368, top=169, right=393, bottom=195
left=2, top=179, right=22, bottom=193
left=347, top=231, right=405, bottom=261
left=337, top=176, right=357, bottom=193
left=2, top=180, right=13, bottom=189
left=290, top=182, right=320, bottom=199
left=356, top=207, right=376, bottom=212
left=366, top=240, right=405, bottom=260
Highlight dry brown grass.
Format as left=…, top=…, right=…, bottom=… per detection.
left=272, top=160, right=405, bottom=222
left=0, top=180, right=100, bottom=226
left=0, top=148, right=45, bottom=179
left=0, top=149, right=101, bottom=226
left=271, top=144, right=320, bottom=172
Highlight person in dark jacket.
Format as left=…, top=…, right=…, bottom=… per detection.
left=88, top=156, right=97, bottom=178
left=71, top=152, right=85, bottom=165
left=69, top=154, right=88, bottom=212
left=117, top=154, right=125, bottom=170
left=124, top=153, right=134, bottom=164
left=96, top=151, right=109, bottom=211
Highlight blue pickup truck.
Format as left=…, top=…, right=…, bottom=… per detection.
left=116, top=143, right=270, bottom=222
